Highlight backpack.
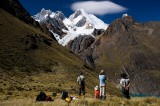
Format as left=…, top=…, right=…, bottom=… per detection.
left=61, top=91, right=68, bottom=100
left=46, top=96, right=53, bottom=101
left=36, top=91, right=47, bottom=101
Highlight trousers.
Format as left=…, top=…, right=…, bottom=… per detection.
left=100, top=86, right=106, bottom=97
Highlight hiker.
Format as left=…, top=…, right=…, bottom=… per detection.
left=94, top=85, right=100, bottom=99
left=120, top=73, right=130, bottom=99
left=77, top=72, right=85, bottom=97
left=99, top=70, right=106, bottom=100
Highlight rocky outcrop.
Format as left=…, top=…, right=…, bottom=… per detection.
left=75, top=17, right=86, bottom=27
left=22, top=33, right=53, bottom=51
left=67, top=35, right=95, bottom=68
left=92, top=28, right=104, bottom=37
left=54, top=11, right=65, bottom=20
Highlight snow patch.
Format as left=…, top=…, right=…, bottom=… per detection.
left=122, top=13, right=128, bottom=17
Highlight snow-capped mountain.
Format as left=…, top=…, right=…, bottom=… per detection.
left=33, top=8, right=108, bottom=46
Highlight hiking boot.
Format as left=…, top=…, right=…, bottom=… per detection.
left=101, top=96, right=106, bottom=100
left=83, top=95, right=85, bottom=98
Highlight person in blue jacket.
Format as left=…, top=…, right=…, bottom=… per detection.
left=99, top=70, right=106, bottom=100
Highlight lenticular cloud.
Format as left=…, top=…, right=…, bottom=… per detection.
left=71, top=1, right=127, bottom=15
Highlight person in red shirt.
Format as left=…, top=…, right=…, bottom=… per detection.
left=94, top=85, right=100, bottom=99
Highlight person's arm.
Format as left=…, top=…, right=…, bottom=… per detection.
left=77, top=77, right=79, bottom=83
left=126, top=80, right=130, bottom=89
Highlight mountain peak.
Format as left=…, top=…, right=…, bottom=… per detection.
left=40, top=8, right=52, bottom=15
left=122, top=13, right=128, bottom=17
left=54, top=11, right=66, bottom=20
left=104, top=15, right=135, bottom=35
left=69, top=8, right=108, bottom=28
left=121, top=15, right=135, bottom=26
left=69, top=8, right=88, bottom=20
left=76, top=8, right=87, bottom=15
left=33, top=8, right=56, bottom=22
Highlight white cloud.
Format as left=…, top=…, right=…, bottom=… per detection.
left=71, top=1, right=127, bottom=15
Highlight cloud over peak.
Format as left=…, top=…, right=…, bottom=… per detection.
left=71, top=1, right=127, bottom=15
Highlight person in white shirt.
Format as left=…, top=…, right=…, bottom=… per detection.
left=77, top=72, right=85, bottom=97
left=120, top=73, right=130, bottom=99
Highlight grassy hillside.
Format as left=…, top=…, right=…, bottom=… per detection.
left=0, top=8, right=121, bottom=101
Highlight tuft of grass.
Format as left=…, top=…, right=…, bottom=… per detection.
left=143, top=97, right=159, bottom=104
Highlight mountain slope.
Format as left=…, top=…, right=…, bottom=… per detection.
left=0, top=8, right=87, bottom=79
left=0, top=0, right=121, bottom=100
left=0, top=8, right=91, bottom=100
left=92, top=16, right=160, bottom=95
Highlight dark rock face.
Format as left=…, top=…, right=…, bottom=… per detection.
left=69, top=35, right=95, bottom=53
left=75, top=17, right=86, bottom=27
left=40, top=24, right=57, bottom=41
left=80, top=48, right=95, bottom=69
left=80, top=36, right=95, bottom=52
left=72, top=9, right=83, bottom=19
left=71, top=36, right=83, bottom=54
left=67, top=35, right=95, bottom=68
left=92, top=28, right=105, bottom=37
left=54, top=11, right=65, bottom=20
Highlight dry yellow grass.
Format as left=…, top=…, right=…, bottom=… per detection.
left=0, top=96, right=160, bottom=106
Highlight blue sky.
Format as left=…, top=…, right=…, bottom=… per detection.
left=19, top=0, right=160, bottom=24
